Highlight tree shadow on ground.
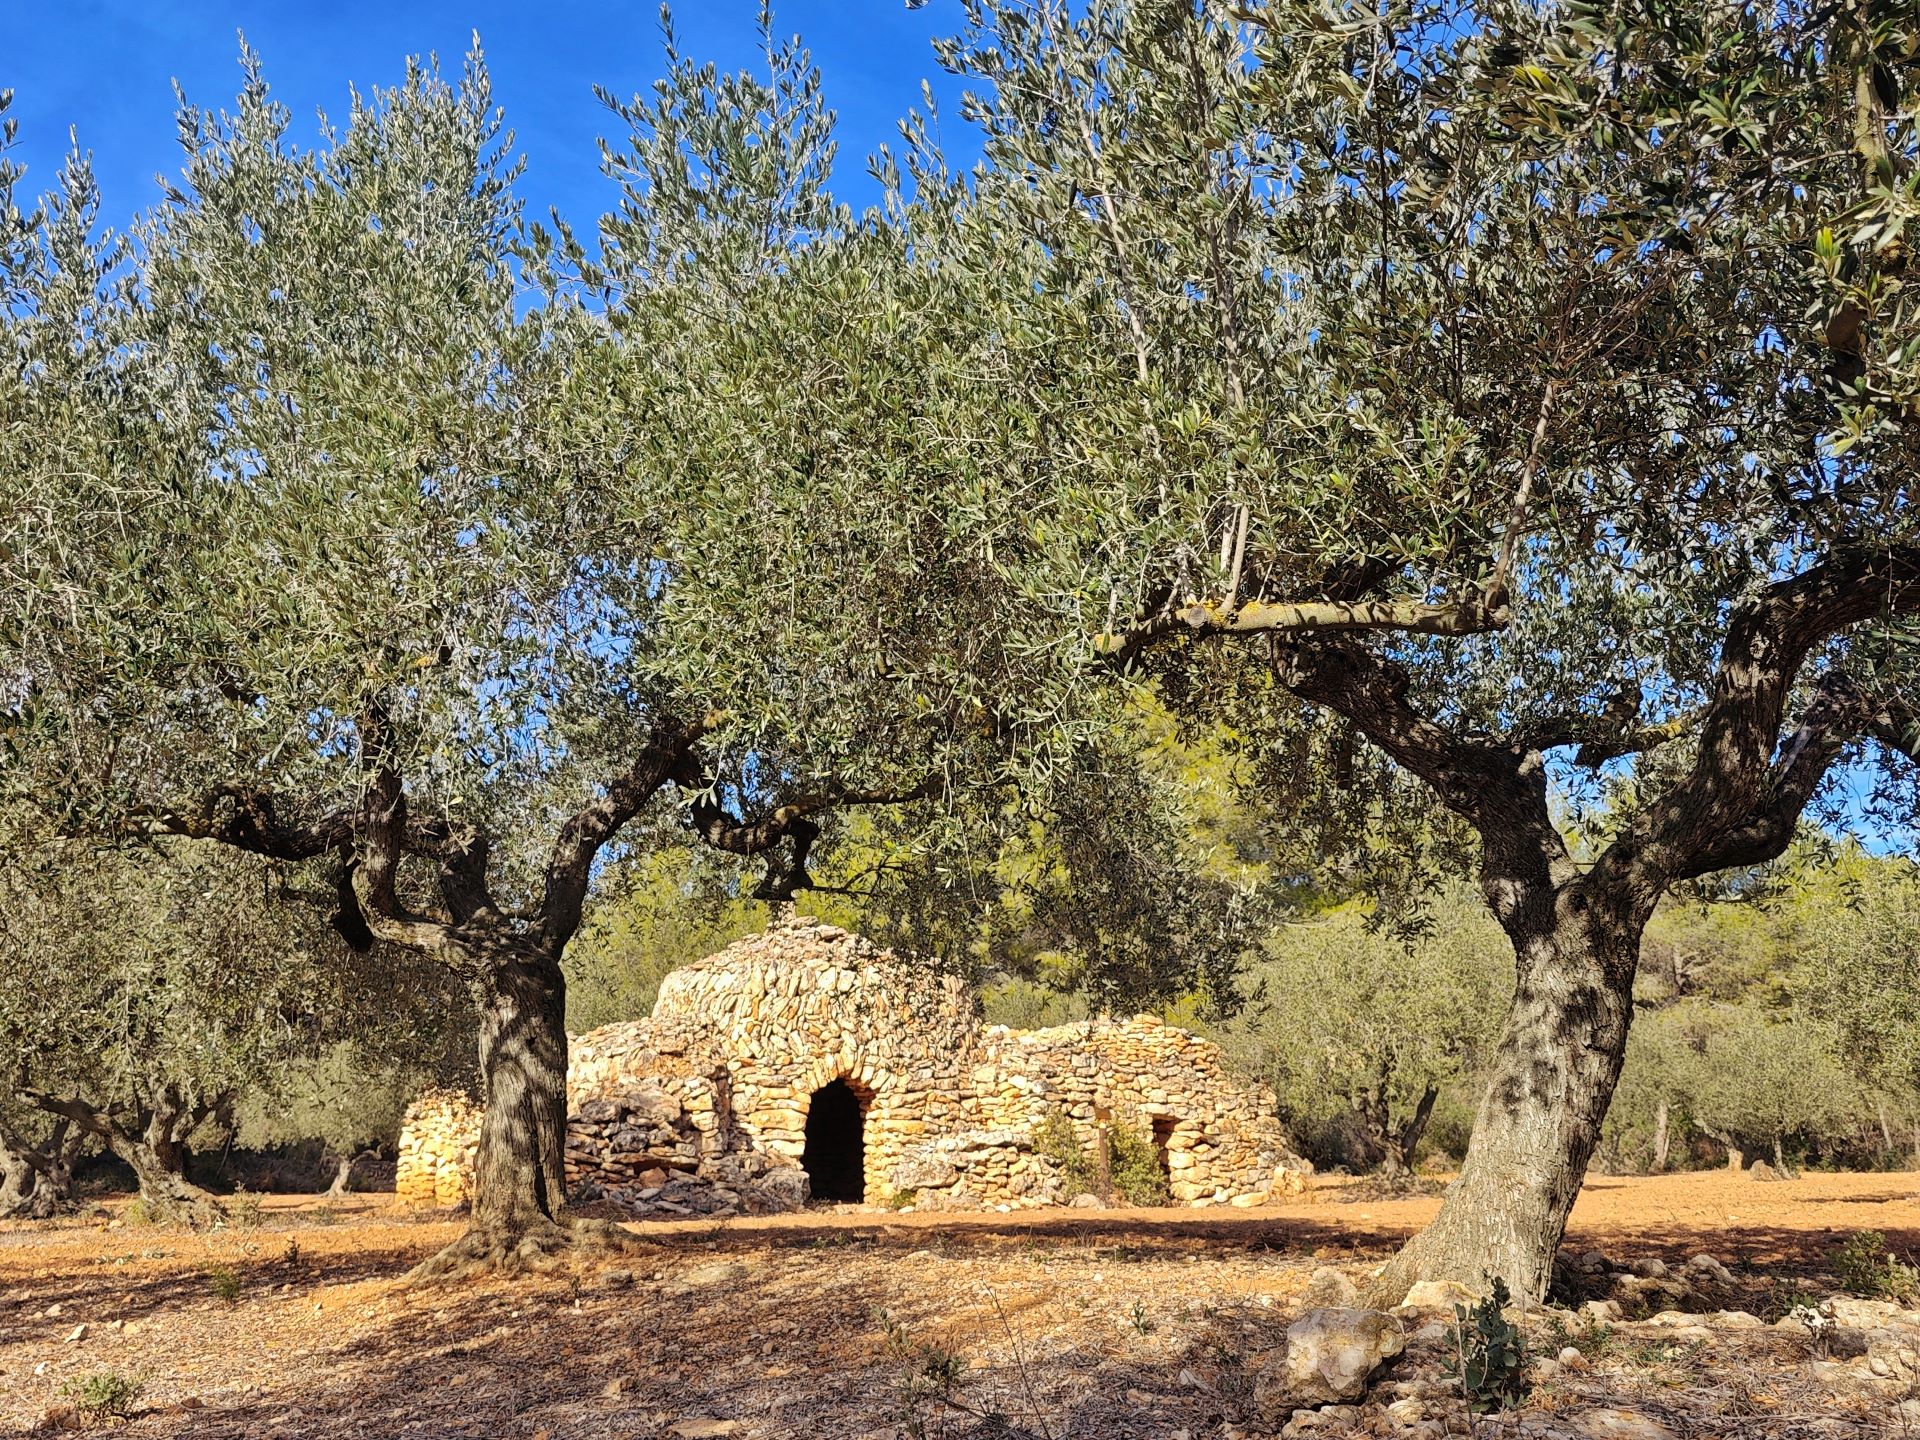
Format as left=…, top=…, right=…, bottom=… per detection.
left=0, top=1235, right=434, bottom=1345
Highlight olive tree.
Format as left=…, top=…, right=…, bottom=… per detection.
left=0, top=29, right=1030, bottom=1269
left=1801, top=855, right=1920, bottom=1157
left=876, top=0, right=1920, bottom=1297
left=0, top=836, right=463, bottom=1222
left=1218, top=891, right=1506, bottom=1175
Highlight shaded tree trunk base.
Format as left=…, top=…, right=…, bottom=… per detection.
left=125, top=1159, right=228, bottom=1229
left=1361, top=1207, right=1559, bottom=1308
left=407, top=1216, right=640, bottom=1284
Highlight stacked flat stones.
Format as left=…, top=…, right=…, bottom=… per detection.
left=395, top=912, right=1308, bottom=1214
left=394, top=1090, right=480, bottom=1207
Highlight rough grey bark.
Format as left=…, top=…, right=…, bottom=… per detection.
left=0, top=1142, right=36, bottom=1219
left=1367, top=887, right=1645, bottom=1301
left=4, top=1117, right=86, bottom=1219
left=467, top=935, right=571, bottom=1238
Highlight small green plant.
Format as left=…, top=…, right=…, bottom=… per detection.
left=1834, top=1231, right=1919, bottom=1302
left=874, top=1307, right=969, bottom=1440
left=59, top=1370, right=144, bottom=1422
left=1443, top=1277, right=1530, bottom=1413
left=280, top=1236, right=304, bottom=1272
left=888, top=1188, right=918, bottom=1210
left=121, top=1198, right=159, bottom=1227
left=205, top=1262, right=244, bottom=1304
left=1126, top=1297, right=1156, bottom=1335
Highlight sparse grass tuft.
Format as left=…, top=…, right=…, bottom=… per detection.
left=205, top=1262, right=244, bottom=1304
left=224, top=1187, right=263, bottom=1231
left=1761, top=1274, right=1819, bottom=1322
left=1545, top=1310, right=1616, bottom=1358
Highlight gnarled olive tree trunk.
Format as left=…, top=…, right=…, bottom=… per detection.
left=467, top=937, right=571, bottom=1240
left=1368, top=887, right=1644, bottom=1302
left=0, top=1141, right=38, bottom=1219
left=1356, top=1080, right=1440, bottom=1178
left=19, top=1090, right=227, bottom=1226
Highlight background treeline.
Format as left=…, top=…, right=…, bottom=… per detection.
left=10, top=733, right=1914, bottom=1218
left=561, top=766, right=1920, bottom=1181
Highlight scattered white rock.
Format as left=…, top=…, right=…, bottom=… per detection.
left=1255, top=1307, right=1406, bottom=1411
left=1400, top=1279, right=1475, bottom=1312
left=1684, top=1253, right=1733, bottom=1284
left=1574, top=1408, right=1678, bottom=1439
left=1305, top=1266, right=1360, bottom=1307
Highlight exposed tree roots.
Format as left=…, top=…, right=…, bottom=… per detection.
left=406, top=1215, right=642, bottom=1284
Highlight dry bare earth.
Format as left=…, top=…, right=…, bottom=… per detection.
left=0, top=1171, right=1915, bottom=1440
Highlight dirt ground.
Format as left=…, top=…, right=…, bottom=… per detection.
left=1, top=1170, right=1915, bottom=1439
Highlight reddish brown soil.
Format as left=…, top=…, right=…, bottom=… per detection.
left=0, top=1171, right=1912, bottom=1439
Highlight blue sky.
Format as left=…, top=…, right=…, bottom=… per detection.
left=6, top=2, right=970, bottom=228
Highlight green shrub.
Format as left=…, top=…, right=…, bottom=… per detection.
left=1033, top=1110, right=1171, bottom=1205
left=1108, top=1123, right=1171, bottom=1207
left=1443, top=1278, right=1530, bottom=1413
left=1834, top=1231, right=1919, bottom=1302
left=122, top=1198, right=159, bottom=1227
left=205, top=1263, right=243, bottom=1304
left=1034, top=1111, right=1099, bottom=1195
left=59, top=1371, right=144, bottom=1422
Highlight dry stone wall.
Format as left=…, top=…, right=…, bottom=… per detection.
left=396, top=913, right=1307, bottom=1216
left=394, top=1090, right=480, bottom=1208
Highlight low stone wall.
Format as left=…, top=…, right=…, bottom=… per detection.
left=394, top=1090, right=480, bottom=1208
left=397, top=914, right=1309, bottom=1215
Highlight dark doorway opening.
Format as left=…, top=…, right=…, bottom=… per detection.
left=1151, top=1115, right=1178, bottom=1182
left=802, top=1078, right=867, bottom=1202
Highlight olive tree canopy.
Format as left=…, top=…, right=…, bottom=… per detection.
left=865, top=0, right=1920, bottom=1297
left=0, top=29, right=1039, bottom=1267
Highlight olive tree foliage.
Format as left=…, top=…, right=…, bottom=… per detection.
left=864, top=0, right=1920, bottom=1297
left=0, top=835, right=462, bottom=1221
left=1212, top=890, right=1506, bottom=1174
left=0, top=27, right=1014, bottom=1268
left=1802, top=856, right=1920, bottom=1116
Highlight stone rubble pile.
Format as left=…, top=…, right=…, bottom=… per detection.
left=398, top=912, right=1310, bottom=1215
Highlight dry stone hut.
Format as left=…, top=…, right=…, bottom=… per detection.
left=398, top=913, right=1306, bottom=1216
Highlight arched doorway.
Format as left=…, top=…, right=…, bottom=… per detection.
left=802, top=1078, right=868, bottom=1202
